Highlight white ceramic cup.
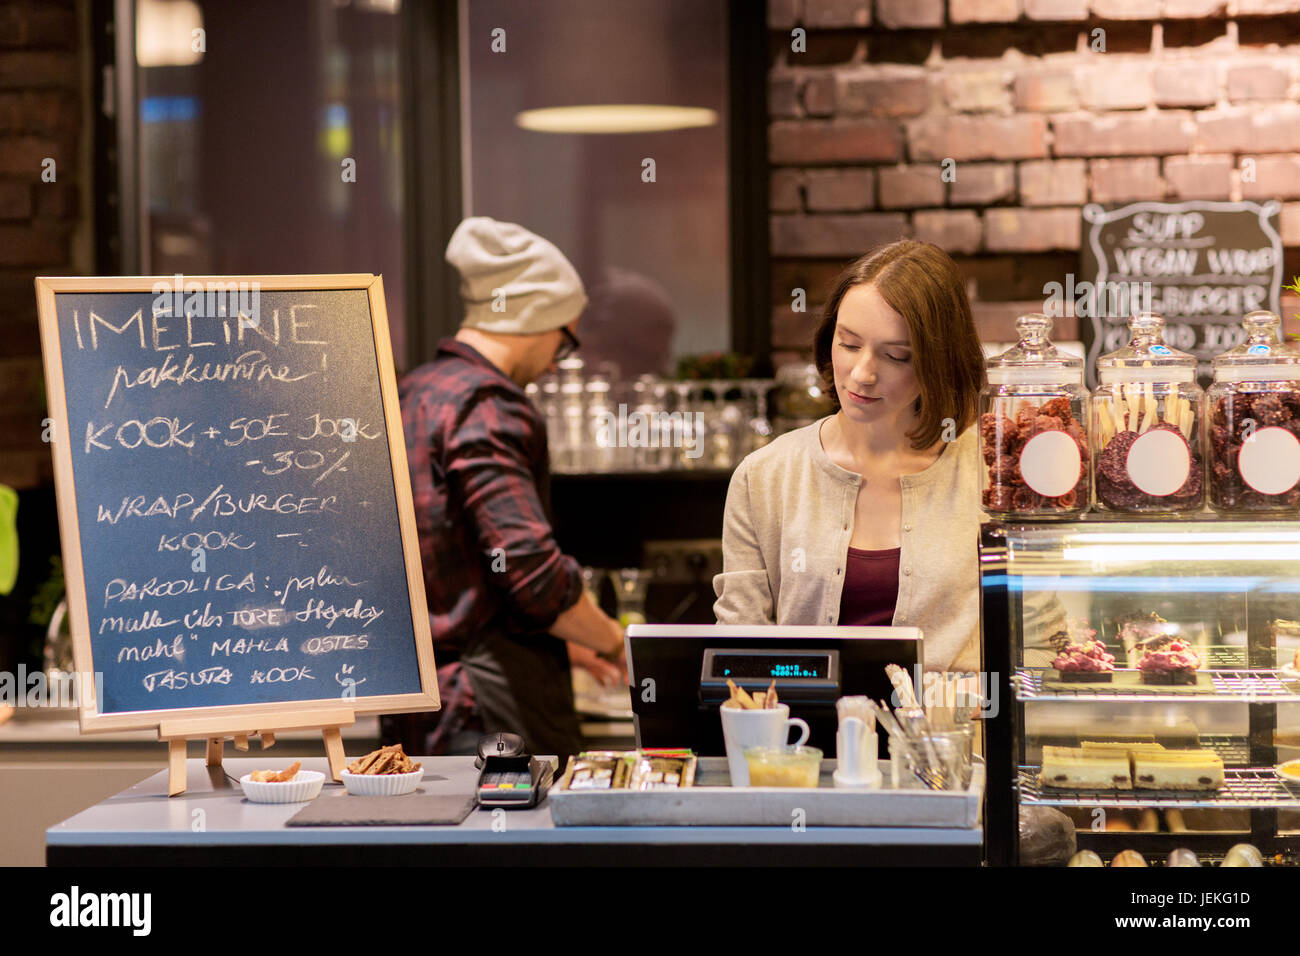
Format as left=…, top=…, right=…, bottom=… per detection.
left=720, top=701, right=810, bottom=786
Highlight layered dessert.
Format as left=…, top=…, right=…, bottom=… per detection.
left=1132, top=750, right=1224, bottom=791
left=1051, top=637, right=1116, bottom=682
left=1039, top=746, right=1132, bottom=790
left=1041, top=744, right=1224, bottom=792
left=1081, top=741, right=1166, bottom=757
left=1138, top=635, right=1201, bottom=685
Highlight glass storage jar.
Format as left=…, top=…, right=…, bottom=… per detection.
left=1206, top=310, right=1300, bottom=514
left=1093, top=312, right=1204, bottom=513
left=772, top=362, right=834, bottom=436
left=979, top=313, right=1090, bottom=517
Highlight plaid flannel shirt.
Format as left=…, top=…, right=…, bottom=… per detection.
left=399, top=338, right=583, bottom=750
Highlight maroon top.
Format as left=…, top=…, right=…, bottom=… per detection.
left=837, top=547, right=901, bottom=627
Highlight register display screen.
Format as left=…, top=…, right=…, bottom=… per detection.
left=710, top=653, right=830, bottom=680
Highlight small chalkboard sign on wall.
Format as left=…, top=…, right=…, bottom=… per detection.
left=1079, top=200, right=1283, bottom=387
left=35, top=274, right=437, bottom=790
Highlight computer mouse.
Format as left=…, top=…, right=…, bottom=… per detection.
left=475, top=731, right=527, bottom=768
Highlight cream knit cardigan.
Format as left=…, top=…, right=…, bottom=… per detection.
left=712, top=415, right=983, bottom=673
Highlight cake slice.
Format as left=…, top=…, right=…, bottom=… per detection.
left=1039, top=746, right=1132, bottom=790
left=1081, top=740, right=1166, bottom=756
left=1138, top=636, right=1201, bottom=685
left=1052, top=641, right=1117, bottom=682
left=1131, top=750, right=1224, bottom=791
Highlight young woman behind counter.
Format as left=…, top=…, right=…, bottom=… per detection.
left=712, top=239, right=986, bottom=674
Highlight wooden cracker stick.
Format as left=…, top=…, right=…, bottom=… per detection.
left=726, top=678, right=759, bottom=710
left=766, top=680, right=778, bottom=709
left=1097, top=402, right=1114, bottom=448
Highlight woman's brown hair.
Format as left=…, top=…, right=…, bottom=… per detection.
left=813, top=239, right=986, bottom=450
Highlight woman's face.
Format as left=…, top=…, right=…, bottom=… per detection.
left=830, top=283, right=921, bottom=428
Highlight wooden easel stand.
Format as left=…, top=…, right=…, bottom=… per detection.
left=158, top=709, right=356, bottom=796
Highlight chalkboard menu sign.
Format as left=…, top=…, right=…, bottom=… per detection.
left=1079, top=200, right=1283, bottom=386
left=35, top=275, right=438, bottom=733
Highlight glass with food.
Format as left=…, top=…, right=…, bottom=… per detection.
left=609, top=567, right=649, bottom=626
left=743, top=744, right=823, bottom=788
left=979, top=313, right=1090, bottom=517
left=1093, top=312, right=1204, bottom=513
left=1207, top=311, right=1300, bottom=514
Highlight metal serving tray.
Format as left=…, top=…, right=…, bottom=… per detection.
left=548, top=757, right=984, bottom=828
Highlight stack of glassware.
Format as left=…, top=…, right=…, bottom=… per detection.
left=527, top=357, right=775, bottom=474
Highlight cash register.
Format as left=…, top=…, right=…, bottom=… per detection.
left=625, top=624, right=923, bottom=757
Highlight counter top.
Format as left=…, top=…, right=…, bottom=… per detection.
left=46, top=757, right=983, bottom=866
left=0, top=711, right=382, bottom=745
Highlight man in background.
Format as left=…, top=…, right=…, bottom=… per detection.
left=389, top=217, right=625, bottom=759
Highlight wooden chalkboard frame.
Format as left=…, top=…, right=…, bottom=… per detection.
left=34, top=274, right=440, bottom=741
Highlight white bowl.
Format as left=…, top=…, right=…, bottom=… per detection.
left=238, top=770, right=325, bottom=804
left=340, top=768, right=424, bottom=796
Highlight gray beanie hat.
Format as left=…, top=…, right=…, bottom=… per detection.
left=445, top=216, right=588, bottom=335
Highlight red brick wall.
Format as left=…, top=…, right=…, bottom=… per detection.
left=0, top=0, right=84, bottom=490
left=767, top=0, right=1300, bottom=366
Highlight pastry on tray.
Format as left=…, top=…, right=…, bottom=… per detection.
left=1080, top=740, right=1166, bottom=757
left=1039, top=746, right=1132, bottom=790
left=1138, top=635, right=1201, bottom=685
left=1132, top=750, right=1224, bottom=791
left=1051, top=639, right=1116, bottom=682
left=1047, top=620, right=1114, bottom=682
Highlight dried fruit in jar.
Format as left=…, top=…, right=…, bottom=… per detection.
left=1208, top=391, right=1300, bottom=511
left=981, top=400, right=1086, bottom=514
left=1095, top=424, right=1201, bottom=511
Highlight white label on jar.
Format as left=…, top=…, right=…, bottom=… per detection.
left=1238, top=426, right=1300, bottom=495
left=1018, top=430, right=1081, bottom=497
left=1125, top=429, right=1190, bottom=496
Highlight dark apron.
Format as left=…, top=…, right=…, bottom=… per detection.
left=458, top=627, right=584, bottom=762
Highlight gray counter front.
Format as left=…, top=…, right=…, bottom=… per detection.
left=46, top=757, right=983, bottom=866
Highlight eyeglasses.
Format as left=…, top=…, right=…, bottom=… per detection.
left=553, top=326, right=581, bottom=362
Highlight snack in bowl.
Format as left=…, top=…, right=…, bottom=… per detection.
left=722, top=678, right=779, bottom=710
left=346, top=743, right=422, bottom=775
left=249, top=761, right=301, bottom=783
left=238, top=763, right=325, bottom=804
left=341, top=744, right=424, bottom=796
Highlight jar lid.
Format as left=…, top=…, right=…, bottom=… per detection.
left=1212, top=311, right=1300, bottom=382
left=986, top=313, right=1084, bottom=385
left=1097, top=312, right=1197, bottom=384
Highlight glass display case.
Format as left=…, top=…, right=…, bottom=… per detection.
left=982, top=521, right=1300, bottom=866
